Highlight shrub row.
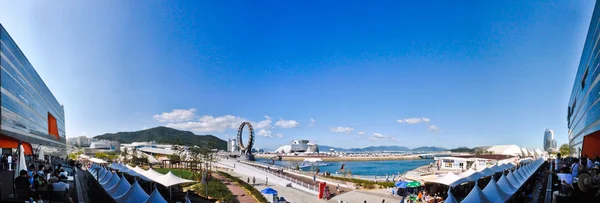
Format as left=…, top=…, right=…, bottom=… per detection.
left=218, top=171, right=269, bottom=203
left=324, top=175, right=395, bottom=188
left=188, top=179, right=235, bottom=202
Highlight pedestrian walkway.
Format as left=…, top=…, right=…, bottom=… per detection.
left=214, top=173, right=257, bottom=203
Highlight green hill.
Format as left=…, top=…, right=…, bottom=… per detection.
left=93, top=126, right=227, bottom=150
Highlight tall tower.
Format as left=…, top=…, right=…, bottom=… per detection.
left=544, top=129, right=555, bottom=152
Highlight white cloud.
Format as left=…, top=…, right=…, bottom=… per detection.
left=275, top=119, right=300, bottom=128
left=370, top=133, right=385, bottom=140
left=254, top=116, right=272, bottom=129
left=309, top=118, right=316, bottom=127
left=276, top=133, right=283, bottom=138
left=357, top=131, right=366, bottom=135
left=166, top=115, right=246, bottom=132
left=428, top=125, right=441, bottom=133
left=257, top=129, right=273, bottom=137
left=331, top=127, right=354, bottom=133
left=397, top=118, right=431, bottom=124
left=154, top=108, right=197, bottom=122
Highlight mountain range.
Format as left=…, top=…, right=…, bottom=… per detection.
left=318, top=145, right=446, bottom=152
left=94, top=126, right=228, bottom=150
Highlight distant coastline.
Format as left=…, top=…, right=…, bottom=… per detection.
left=254, top=154, right=426, bottom=161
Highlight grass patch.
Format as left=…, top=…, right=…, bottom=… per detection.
left=218, top=171, right=269, bottom=203
left=324, top=176, right=395, bottom=188
left=154, top=168, right=195, bottom=179
left=186, top=180, right=234, bottom=202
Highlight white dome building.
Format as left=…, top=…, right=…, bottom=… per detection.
left=275, top=140, right=319, bottom=154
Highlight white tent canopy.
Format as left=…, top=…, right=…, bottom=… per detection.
left=107, top=175, right=132, bottom=198
left=461, top=182, right=493, bottom=203
left=482, top=178, right=511, bottom=202
left=488, top=165, right=505, bottom=173
left=39, top=148, right=45, bottom=161
left=15, top=144, right=27, bottom=180
left=477, top=167, right=496, bottom=176
left=444, top=187, right=458, bottom=203
left=155, top=171, right=195, bottom=187
left=114, top=180, right=149, bottom=203
left=102, top=173, right=121, bottom=190
left=100, top=172, right=114, bottom=185
left=428, top=172, right=462, bottom=187
left=90, top=158, right=108, bottom=164
left=144, top=188, right=168, bottom=203
left=497, top=173, right=518, bottom=194
left=506, top=171, right=521, bottom=188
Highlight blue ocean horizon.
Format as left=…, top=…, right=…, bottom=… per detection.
left=255, top=158, right=434, bottom=177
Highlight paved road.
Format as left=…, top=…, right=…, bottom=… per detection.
left=213, top=173, right=256, bottom=203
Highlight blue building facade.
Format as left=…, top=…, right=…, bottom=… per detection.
left=0, top=24, right=66, bottom=155
left=567, top=1, right=600, bottom=158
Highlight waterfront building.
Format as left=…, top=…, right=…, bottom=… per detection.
left=543, top=129, right=557, bottom=152
left=568, top=1, right=600, bottom=158
left=433, top=155, right=515, bottom=171
left=0, top=24, right=66, bottom=155
left=274, top=139, right=319, bottom=154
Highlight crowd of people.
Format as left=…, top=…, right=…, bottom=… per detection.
left=551, top=153, right=600, bottom=202
left=11, top=158, right=74, bottom=203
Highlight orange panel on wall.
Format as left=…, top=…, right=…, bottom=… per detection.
left=48, top=112, right=59, bottom=140
left=582, top=131, right=600, bottom=158
left=0, top=134, right=33, bottom=155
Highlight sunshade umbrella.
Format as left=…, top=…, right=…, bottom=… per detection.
left=261, top=188, right=278, bottom=194
left=395, top=181, right=408, bottom=188
left=407, top=181, right=421, bottom=188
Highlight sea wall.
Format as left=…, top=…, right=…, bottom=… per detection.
left=254, top=154, right=425, bottom=161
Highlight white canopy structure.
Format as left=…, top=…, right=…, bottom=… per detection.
left=107, top=175, right=132, bottom=198
left=14, top=144, right=27, bottom=180
left=114, top=181, right=149, bottom=203
left=461, top=182, right=493, bottom=203
left=482, top=178, right=511, bottom=202
left=477, top=167, right=496, bottom=176
left=39, top=148, right=45, bottom=161
left=102, top=173, right=121, bottom=190
left=497, top=173, right=518, bottom=194
left=444, top=188, right=458, bottom=203
left=89, top=163, right=193, bottom=203
left=488, top=164, right=505, bottom=173
left=155, top=171, right=195, bottom=187
left=506, top=171, right=521, bottom=188
left=90, top=158, right=108, bottom=164
left=486, top=145, right=522, bottom=156
left=513, top=168, right=525, bottom=183
left=455, top=170, right=487, bottom=183
left=144, top=188, right=168, bottom=203
left=428, top=172, right=462, bottom=187
left=98, top=170, right=110, bottom=181
left=100, top=172, right=114, bottom=185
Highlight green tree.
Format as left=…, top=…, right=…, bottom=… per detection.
left=559, top=144, right=571, bottom=157
left=95, top=152, right=109, bottom=160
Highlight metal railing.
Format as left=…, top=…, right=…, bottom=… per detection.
left=241, top=161, right=319, bottom=192
left=544, top=161, right=553, bottom=203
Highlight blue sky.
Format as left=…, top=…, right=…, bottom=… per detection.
left=0, top=1, right=595, bottom=149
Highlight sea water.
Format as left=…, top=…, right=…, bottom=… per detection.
left=255, top=158, right=434, bottom=177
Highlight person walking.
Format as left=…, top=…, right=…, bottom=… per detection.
left=266, top=177, right=268, bottom=186
left=252, top=176, right=256, bottom=185
left=313, top=174, right=317, bottom=183
left=247, top=177, right=250, bottom=183
left=336, top=184, right=340, bottom=193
